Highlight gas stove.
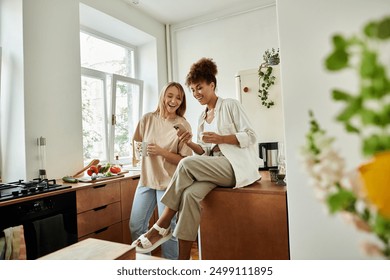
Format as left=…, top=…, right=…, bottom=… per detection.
left=0, top=178, right=71, bottom=202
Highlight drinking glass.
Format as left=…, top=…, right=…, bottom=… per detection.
left=277, top=142, right=286, bottom=186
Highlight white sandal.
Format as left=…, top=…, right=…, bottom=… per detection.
left=132, top=224, right=172, bottom=253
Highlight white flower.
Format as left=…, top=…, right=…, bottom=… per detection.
left=361, top=242, right=384, bottom=257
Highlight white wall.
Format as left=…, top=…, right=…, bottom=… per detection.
left=0, top=0, right=27, bottom=180
left=171, top=0, right=279, bottom=135
left=0, top=0, right=167, bottom=181
left=277, top=0, right=389, bottom=259
left=22, top=0, right=83, bottom=181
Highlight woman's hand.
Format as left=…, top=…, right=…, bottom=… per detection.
left=201, top=132, right=223, bottom=144
left=146, top=143, right=165, bottom=156
left=201, top=132, right=239, bottom=146
left=178, top=130, right=193, bottom=144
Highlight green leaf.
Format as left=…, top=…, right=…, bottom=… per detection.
left=360, top=50, right=377, bottom=78
left=377, top=17, right=390, bottom=39
left=326, top=189, right=356, bottom=213
left=325, top=49, right=349, bottom=71
left=332, top=89, right=353, bottom=101
left=362, top=134, right=390, bottom=156
left=363, top=17, right=390, bottom=40
left=372, top=214, right=390, bottom=242
left=363, top=21, right=378, bottom=38
left=345, top=123, right=360, bottom=134
left=335, top=98, right=361, bottom=122
left=332, top=34, right=348, bottom=49
left=360, top=108, right=378, bottom=125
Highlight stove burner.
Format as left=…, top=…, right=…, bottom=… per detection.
left=0, top=178, right=71, bottom=202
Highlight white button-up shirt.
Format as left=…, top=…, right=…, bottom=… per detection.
left=197, top=97, right=261, bottom=188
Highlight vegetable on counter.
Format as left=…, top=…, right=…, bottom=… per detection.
left=62, top=176, right=79, bottom=183
left=86, top=163, right=122, bottom=177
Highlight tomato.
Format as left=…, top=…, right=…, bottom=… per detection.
left=110, top=166, right=121, bottom=174
left=87, top=165, right=99, bottom=176
left=90, top=165, right=99, bottom=174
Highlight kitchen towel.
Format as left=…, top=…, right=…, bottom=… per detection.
left=32, top=214, right=68, bottom=257
left=0, top=235, right=5, bottom=259
left=1, top=225, right=27, bottom=260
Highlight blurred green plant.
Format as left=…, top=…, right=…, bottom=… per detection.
left=303, top=111, right=390, bottom=259
left=324, top=16, right=390, bottom=156
left=302, top=15, right=390, bottom=259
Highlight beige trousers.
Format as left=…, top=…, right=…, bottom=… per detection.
left=161, top=154, right=236, bottom=241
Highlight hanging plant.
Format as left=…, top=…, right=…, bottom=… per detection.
left=258, top=48, right=280, bottom=108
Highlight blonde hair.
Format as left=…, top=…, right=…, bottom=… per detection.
left=154, top=82, right=187, bottom=118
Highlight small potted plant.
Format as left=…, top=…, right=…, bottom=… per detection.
left=263, top=48, right=280, bottom=66
left=258, top=48, right=280, bottom=108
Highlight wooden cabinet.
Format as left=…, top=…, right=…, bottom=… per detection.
left=199, top=175, right=289, bottom=260
left=74, top=175, right=160, bottom=247
left=76, top=181, right=122, bottom=243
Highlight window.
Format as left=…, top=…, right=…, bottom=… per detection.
left=80, top=31, right=143, bottom=166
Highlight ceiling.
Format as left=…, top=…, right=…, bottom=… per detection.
left=123, top=0, right=272, bottom=24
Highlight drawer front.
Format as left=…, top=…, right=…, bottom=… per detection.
left=77, top=182, right=121, bottom=213
left=77, top=201, right=121, bottom=237
left=79, top=222, right=123, bottom=244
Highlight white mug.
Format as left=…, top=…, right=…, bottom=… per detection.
left=135, top=141, right=149, bottom=158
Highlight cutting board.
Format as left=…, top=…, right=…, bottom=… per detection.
left=78, top=173, right=126, bottom=183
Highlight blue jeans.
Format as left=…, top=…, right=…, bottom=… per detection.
left=129, top=185, right=178, bottom=260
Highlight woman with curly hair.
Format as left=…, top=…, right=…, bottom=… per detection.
left=132, top=58, right=261, bottom=259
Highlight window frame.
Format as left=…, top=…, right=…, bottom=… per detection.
left=80, top=29, right=143, bottom=165
left=110, top=74, right=144, bottom=164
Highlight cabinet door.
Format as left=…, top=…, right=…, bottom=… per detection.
left=77, top=201, right=121, bottom=237
left=200, top=187, right=289, bottom=260
left=79, top=222, right=123, bottom=244
left=120, top=177, right=139, bottom=220
left=77, top=182, right=121, bottom=213
left=120, top=177, right=139, bottom=244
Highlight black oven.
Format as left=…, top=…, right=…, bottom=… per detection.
left=0, top=191, right=77, bottom=259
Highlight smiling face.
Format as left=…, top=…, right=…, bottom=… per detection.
left=190, top=81, right=217, bottom=107
left=163, top=85, right=183, bottom=118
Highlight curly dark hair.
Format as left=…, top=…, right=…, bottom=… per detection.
left=185, top=58, right=218, bottom=88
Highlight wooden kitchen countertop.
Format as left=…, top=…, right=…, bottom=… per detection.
left=0, top=170, right=284, bottom=206
left=0, top=170, right=141, bottom=207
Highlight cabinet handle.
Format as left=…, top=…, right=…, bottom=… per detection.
left=93, top=205, right=107, bottom=211
left=94, top=227, right=109, bottom=234
left=93, top=184, right=107, bottom=189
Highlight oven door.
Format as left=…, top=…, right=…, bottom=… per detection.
left=0, top=191, right=77, bottom=259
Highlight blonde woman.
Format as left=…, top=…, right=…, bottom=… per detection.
left=130, top=82, right=192, bottom=259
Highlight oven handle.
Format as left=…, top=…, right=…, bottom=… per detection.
left=93, top=184, right=107, bottom=189
left=93, top=205, right=107, bottom=211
